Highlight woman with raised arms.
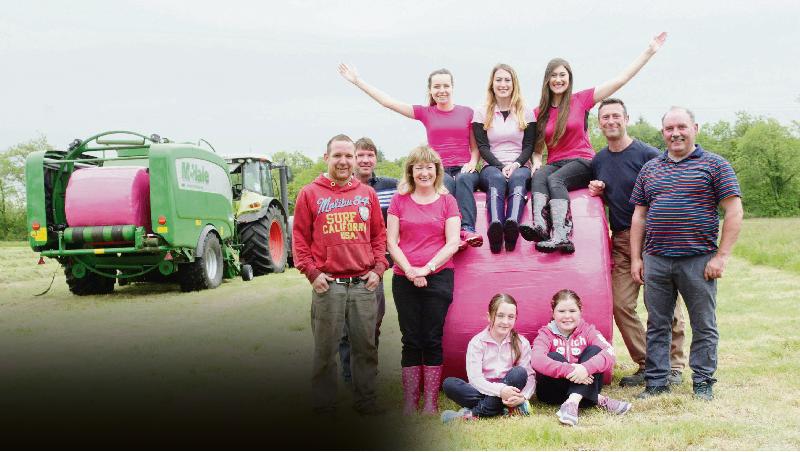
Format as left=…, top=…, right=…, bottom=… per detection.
left=339, top=63, right=483, bottom=249
left=519, top=32, right=667, bottom=254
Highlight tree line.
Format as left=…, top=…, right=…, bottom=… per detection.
left=1, top=113, right=798, bottom=240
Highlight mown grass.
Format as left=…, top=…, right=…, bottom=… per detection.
left=734, top=217, right=800, bottom=274
left=0, top=217, right=798, bottom=449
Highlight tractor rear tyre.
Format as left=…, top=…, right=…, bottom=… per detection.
left=65, top=265, right=115, bottom=296
left=179, top=233, right=224, bottom=292
left=240, top=205, right=288, bottom=276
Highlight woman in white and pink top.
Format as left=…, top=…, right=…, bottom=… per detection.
left=387, top=145, right=462, bottom=415
left=472, top=64, right=538, bottom=253
left=339, top=63, right=483, bottom=249
left=440, top=293, right=536, bottom=422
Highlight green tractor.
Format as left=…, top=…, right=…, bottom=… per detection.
left=25, top=131, right=291, bottom=295
left=226, top=154, right=291, bottom=276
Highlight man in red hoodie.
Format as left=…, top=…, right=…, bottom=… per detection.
left=292, top=134, right=388, bottom=415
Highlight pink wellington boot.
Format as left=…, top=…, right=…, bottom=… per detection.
left=402, top=366, right=422, bottom=416
left=422, top=365, right=443, bottom=415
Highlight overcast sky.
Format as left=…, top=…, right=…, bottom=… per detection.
left=2, top=0, right=798, bottom=160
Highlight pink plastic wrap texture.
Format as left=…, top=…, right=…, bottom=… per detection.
left=444, top=189, right=614, bottom=383
left=65, top=167, right=151, bottom=228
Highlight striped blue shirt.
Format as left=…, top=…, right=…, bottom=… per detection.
left=630, top=145, right=740, bottom=257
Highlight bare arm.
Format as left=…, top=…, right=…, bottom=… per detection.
left=630, top=204, right=648, bottom=285
left=338, top=63, right=415, bottom=119
left=704, top=196, right=743, bottom=280
left=594, top=32, right=667, bottom=103
left=421, top=216, right=462, bottom=271
left=461, top=128, right=480, bottom=173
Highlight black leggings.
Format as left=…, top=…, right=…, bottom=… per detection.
left=535, top=345, right=604, bottom=407
left=531, top=158, right=592, bottom=201
left=392, top=269, right=454, bottom=367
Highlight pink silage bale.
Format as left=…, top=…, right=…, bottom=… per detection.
left=65, top=166, right=151, bottom=228
left=443, top=189, right=614, bottom=384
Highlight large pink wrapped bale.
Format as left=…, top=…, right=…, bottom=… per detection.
left=443, top=189, right=614, bottom=383
left=65, top=166, right=151, bottom=229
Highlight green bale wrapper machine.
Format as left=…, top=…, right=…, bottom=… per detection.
left=25, top=131, right=291, bottom=295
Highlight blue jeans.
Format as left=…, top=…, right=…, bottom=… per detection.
left=444, top=166, right=479, bottom=231
left=535, top=346, right=604, bottom=406
left=643, top=253, right=718, bottom=385
left=339, top=279, right=385, bottom=383
left=479, top=166, right=530, bottom=212
left=442, top=366, right=528, bottom=417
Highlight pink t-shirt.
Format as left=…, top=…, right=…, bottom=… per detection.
left=472, top=105, right=536, bottom=166
left=413, top=104, right=473, bottom=167
left=534, top=87, right=596, bottom=163
left=387, top=192, right=460, bottom=276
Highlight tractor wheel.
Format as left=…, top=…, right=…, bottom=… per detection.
left=239, top=205, right=288, bottom=276
left=179, top=233, right=223, bottom=292
left=65, top=265, right=115, bottom=296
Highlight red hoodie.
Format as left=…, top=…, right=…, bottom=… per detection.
left=292, top=174, right=388, bottom=283
left=530, top=319, right=615, bottom=379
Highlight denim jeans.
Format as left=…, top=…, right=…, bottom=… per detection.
left=531, top=158, right=592, bottom=200
left=310, top=281, right=378, bottom=412
left=479, top=165, right=530, bottom=206
left=442, top=366, right=529, bottom=417
left=392, top=269, right=454, bottom=366
left=643, top=253, right=718, bottom=385
left=444, top=165, right=479, bottom=231
left=339, top=279, right=385, bottom=382
left=535, top=345, right=604, bottom=407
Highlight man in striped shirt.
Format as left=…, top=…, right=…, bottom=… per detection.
left=630, top=107, right=743, bottom=401
left=339, top=137, right=398, bottom=385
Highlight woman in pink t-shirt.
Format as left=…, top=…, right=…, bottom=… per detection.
left=386, top=145, right=461, bottom=416
left=519, top=32, right=667, bottom=254
left=338, top=64, right=483, bottom=249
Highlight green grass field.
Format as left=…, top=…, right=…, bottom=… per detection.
left=1, top=217, right=798, bottom=449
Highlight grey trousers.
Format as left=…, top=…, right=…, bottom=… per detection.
left=339, top=279, right=385, bottom=381
left=311, top=282, right=378, bottom=412
left=643, top=253, right=718, bottom=386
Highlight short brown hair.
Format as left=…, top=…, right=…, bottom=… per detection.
left=598, top=98, right=628, bottom=117
left=354, top=137, right=378, bottom=155
left=326, top=134, right=353, bottom=154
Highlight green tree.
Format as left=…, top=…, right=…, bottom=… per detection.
left=627, top=116, right=664, bottom=149
left=733, top=120, right=800, bottom=216
left=0, top=136, right=53, bottom=239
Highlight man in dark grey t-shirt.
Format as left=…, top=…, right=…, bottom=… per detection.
left=589, top=98, right=687, bottom=387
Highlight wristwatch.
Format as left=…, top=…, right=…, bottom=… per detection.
left=427, top=261, right=437, bottom=273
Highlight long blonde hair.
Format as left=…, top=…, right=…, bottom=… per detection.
left=483, top=64, right=527, bottom=132
left=535, top=58, right=574, bottom=155
left=398, top=145, right=447, bottom=195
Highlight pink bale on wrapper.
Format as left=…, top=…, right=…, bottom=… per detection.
left=65, top=166, right=151, bottom=229
left=443, top=189, right=614, bottom=383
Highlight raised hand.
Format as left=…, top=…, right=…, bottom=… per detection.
left=338, top=63, right=360, bottom=84
left=649, top=32, right=667, bottom=54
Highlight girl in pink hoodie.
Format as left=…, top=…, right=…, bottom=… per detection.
left=439, top=293, right=536, bottom=422
left=531, top=289, right=632, bottom=426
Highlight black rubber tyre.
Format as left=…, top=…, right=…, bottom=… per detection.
left=239, top=204, right=288, bottom=276
left=241, top=264, right=254, bottom=281
left=65, top=265, right=115, bottom=296
left=179, top=233, right=223, bottom=292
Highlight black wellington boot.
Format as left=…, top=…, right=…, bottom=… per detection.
left=486, top=187, right=504, bottom=254
left=503, top=187, right=526, bottom=252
